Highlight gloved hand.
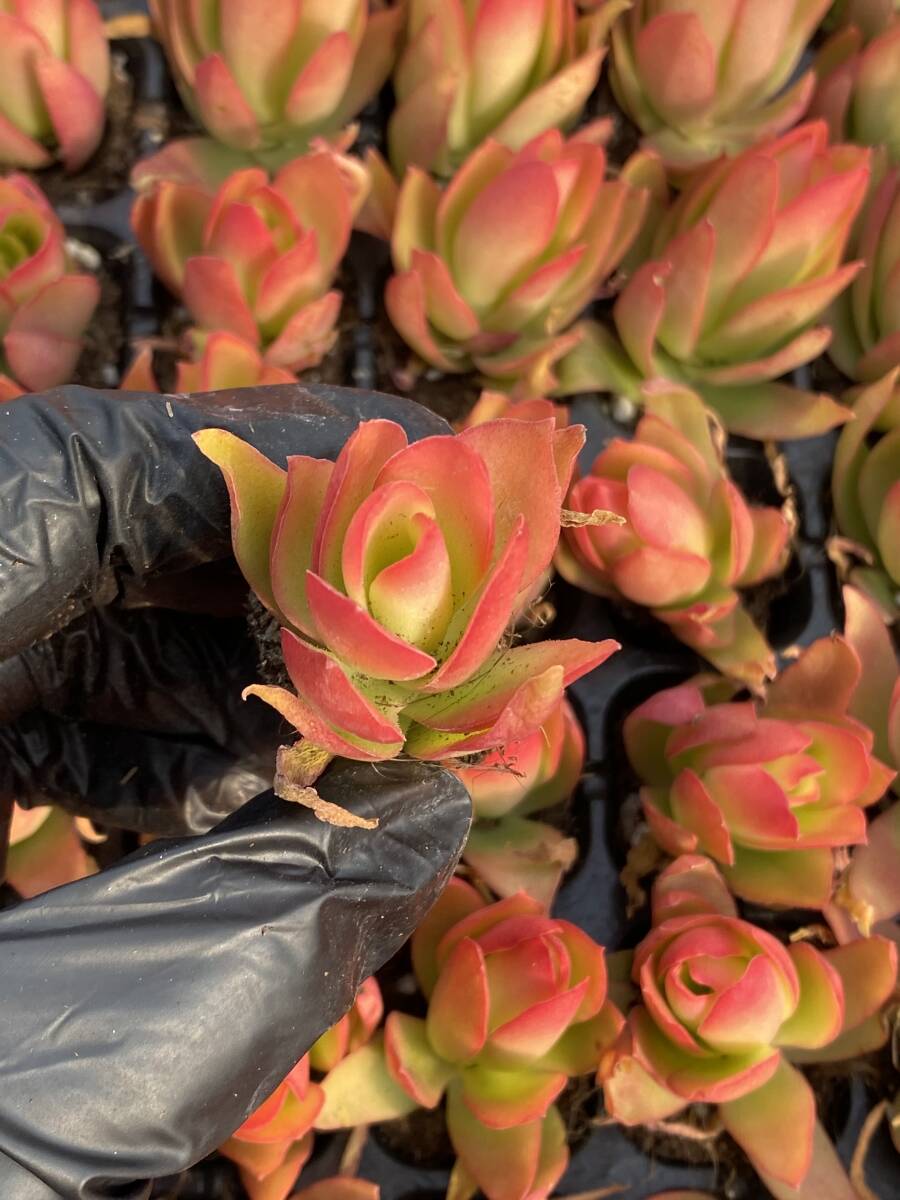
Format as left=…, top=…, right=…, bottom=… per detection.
left=0, top=383, right=472, bottom=1200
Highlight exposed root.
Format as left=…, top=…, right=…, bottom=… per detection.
left=561, top=507, right=626, bottom=528
left=275, top=743, right=377, bottom=829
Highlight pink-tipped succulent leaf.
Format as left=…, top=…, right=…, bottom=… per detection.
left=832, top=371, right=900, bottom=616
left=0, top=173, right=98, bottom=390
left=454, top=695, right=584, bottom=907
left=318, top=881, right=622, bottom=1200
left=7, top=803, right=97, bottom=899
left=193, top=416, right=617, bottom=762
left=389, top=0, right=626, bottom=176
left=386, top=127, right=648, bottom=394
left=610, top=0, right=830, bottom=171
left=624, top=634, right=896, bottom=908
left=559, top=123, right=869, bottom=440
left=600, top=855, right=898, bottom=1191
left=148, top=0, right=402, bottom=158
left=557, top=383, right=790, bottom=686
left=0, top=0, right=109, bottom=172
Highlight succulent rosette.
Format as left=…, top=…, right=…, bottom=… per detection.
left=600, top=856, right=898, bottom=1191
left=148, top=0, right=402, bottom=158
left=829, top=168, right=900, bottom=404
left=120, top=334, right=298, bottom=394
left=388, top=0, right=626, bottom=176
left=194, top=416, right=617, bottom=762
left=132, top=146, right=366, bottom=373
left=810, top=20, right=900, bottom=163
left=454, top=696, right=584, bottom=906
left=222, top=979, right=382, bottom=1200
left=318, top=881, right=622, bottom=1200
left=557, top=385, right=790, bottom=686
left=386, top=127, right=648, bottom=394
left=0, top=0, right=109, bottom=172
left=610, top=0, right=829, bottom=170
left=559, top=123, right=870, bottom=440
left=7, top=803, right=98, bottom=899
left=832, top=371, right=900, bottom=616
left=0, top=172, right=99, bottom=392
left=625, top=631, right=896, bottom=908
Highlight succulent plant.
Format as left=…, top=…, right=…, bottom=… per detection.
left=559, top=123, right=870, bottom=440
left=7, top=803, right=97, bottom=899
left=557, top=384, right=790, bottom=686
left=625, top=630, right=895, bottom=907
left=148, top=0, right=402, bottom=158
left=609, top=0, right=830, bottom=170
left=0, top=0, right=109, bottom=171
left=0, top=173, right=99, bottom=393
left=810, top=19, right=900, bottom=163
left=600, top=855, right=898, bottom=1190
left=386, top=127, right=648, bottom=394
left=120, top=334, right=298, bottom=394
left=829, top=167, right=900, bottom=401
left=194, top=416, right=617, bottom=762
left=832, top=371, right=900, bottom=617
left=132, top=146, right=369, bottom=373
left=221, top=979, right=382, bottom=1200
left=830, top=586, right=900, bottom=941
left=453, top=695, right=584, bottom=907
left=388, top=0, right=626, bottom=176
left=318, top=881, right=622, bottom=1200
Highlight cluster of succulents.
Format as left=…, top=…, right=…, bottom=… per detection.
left=7, top=2, right=900, bottom=1199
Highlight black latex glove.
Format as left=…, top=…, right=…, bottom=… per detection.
left=0, top=384, right=472, bottom=1200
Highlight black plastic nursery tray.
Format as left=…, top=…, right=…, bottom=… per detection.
left=39, top=4, right=897, bottom=1198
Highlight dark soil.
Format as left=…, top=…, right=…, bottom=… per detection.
left=69, top=228, right=128, bottom=388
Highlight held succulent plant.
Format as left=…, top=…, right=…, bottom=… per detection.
left=148, top=0, right=402, bottom=158
left=388, top=0, right=626, bottom=176
left=832, top=370, right=900, bottom=617
left=829, top=168, right=900, bottom=396
left=386, top=127, right=648, bottom=394
left=318, top=881, right=623, bottom=1200
left=132, top=146, right=368, bottom=373
left=194, top=416, right=617, bottom=762
left=0, top=0, right=109, bottom=172
left=600, top=856, right=898, bottom=1191
left=557, top=385, right=791, bottom=686
left=221, top=979, right=382, bottom=1200
left=120, top=334, right=298, bottom=394
left=624, top=633, right=896, bottom=908
left=558, top=123, right=870, bottom=440
left=810, top=19, right=900, bottom=163
left=453, top=695, right=585, bottom=907
left=609, top=0, right=830, bottom=170
left=0, top=173, right=99, bottom=393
